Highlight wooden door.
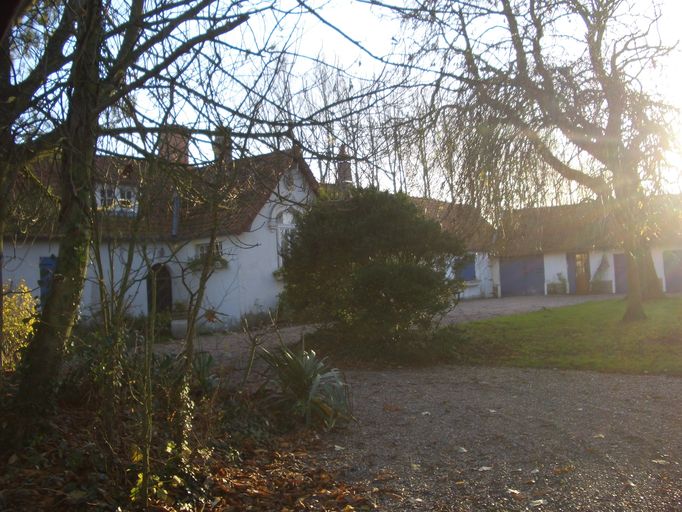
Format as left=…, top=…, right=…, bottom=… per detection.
left=574, top=252, right=590, bottom=294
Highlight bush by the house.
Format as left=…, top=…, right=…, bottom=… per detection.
left=2, top=280, right=37, bottom=370
left=280, top=188, right=465, bottom=345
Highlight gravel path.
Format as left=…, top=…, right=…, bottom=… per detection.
left=313, top=366, right=682, bottom=511
left=442, top=294, right=620, bottom=323
left=156, top=296, right=682, bottom=509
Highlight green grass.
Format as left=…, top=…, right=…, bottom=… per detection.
left=441, top=297, right=682, bottom=375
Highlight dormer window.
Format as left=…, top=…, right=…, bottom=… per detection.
left=119, top=187, right=135, bottom=209
left=97, top=184, right=138, bottom=216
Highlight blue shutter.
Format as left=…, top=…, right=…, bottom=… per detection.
left=458, top=259, right=476, bottom=281
left=38, top=255, right=58, bottom=309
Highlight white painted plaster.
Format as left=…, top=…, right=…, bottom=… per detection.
left=543, top=253, right=568, bottom=294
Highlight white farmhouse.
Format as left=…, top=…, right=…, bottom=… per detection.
left=2, top=130, right=318, bottom=330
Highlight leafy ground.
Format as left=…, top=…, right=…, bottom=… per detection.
left=445, top=296, right=682, bottom=374
left=0, top=381, right=376, bottom=511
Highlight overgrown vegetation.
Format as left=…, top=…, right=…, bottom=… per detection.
left=0, top=323, right=363, bottom=510
left=281, top=188, right=465, bottom=350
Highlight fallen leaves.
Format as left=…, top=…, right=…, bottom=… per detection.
left=552, top=464, right=575, bottom=475
left=209, top=439, right=377, bottom=511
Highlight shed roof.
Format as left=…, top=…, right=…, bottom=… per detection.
left=410, top=197, right=495, bottom=252
left=494, top=195, right=682, bottom=257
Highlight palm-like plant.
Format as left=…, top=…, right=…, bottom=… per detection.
left=260, top=345, right=351, bottom=429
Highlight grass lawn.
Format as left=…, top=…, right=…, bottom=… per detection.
left=442, top=296, right=682, bottom=375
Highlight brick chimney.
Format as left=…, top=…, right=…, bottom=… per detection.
left=212, top=126, right=232, bottom=165
left=336, top=144, right=352, bottom=186
left=158, top=125, right=190, bottom=165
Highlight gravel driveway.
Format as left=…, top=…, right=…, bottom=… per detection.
left=442, top=294, right=620, bottom=323
left=160, top=295, right=680, bottom=509
left=314, top=366, right=682, bottom=511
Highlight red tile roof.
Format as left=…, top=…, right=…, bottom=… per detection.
left=8, top=147, right=317, bottom=242
left=178, top=149, right=317, bottom=239
left=410, top=197, right=495, bottom=251
left=494, top=195, right=682, bottom=256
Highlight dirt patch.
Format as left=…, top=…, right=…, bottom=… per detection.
left=313, top=366, right=682, bottom=511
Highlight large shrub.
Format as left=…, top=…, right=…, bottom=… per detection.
left=2, top=280, right=37, bottom=370
left=280, top=188, right=465, bottom=341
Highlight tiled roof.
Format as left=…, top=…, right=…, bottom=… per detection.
left=494, top=195, right=682, bottom=256
left=411, top=197, right=495, bottom=251
left=178, top=149, right=317, bottom=239
left=7, top=147, right=317, bottom=242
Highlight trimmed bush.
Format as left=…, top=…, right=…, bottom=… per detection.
left=280, top=188, right=465, bottom=343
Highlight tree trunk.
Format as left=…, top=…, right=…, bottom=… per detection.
left=637, top=233, right=665, bottom=301
left=622, top=241, right=646, bottom=322
left=611, top=168, right=647, bottom=321
left=0, top=227, right=4, bottom=373
left=17, top=0, right=102, bottom=413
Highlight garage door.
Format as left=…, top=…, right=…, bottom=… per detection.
left=500, top=256, right=545, bottom=296
left=664, top=250, right=682, bottom=293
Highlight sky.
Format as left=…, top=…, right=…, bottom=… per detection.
left=294, top=0, right=682, bottom=191
left=305, top=0, right=682, bottom=106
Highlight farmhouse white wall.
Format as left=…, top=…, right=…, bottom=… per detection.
left=459, top=252, right=495, bottom=299
left=4, top=240, right=99, bottom=317
left=588, top=251, right=615, bottom=293
left=3, top=240, right=61, bottom=300
left=491, top=258, right=501, bottom=297
left=543, top=253, right=568, bottom=293
left=177, top=164, right=314, bottom=329
left=84, top=243, right=161, bottom=319
left=2, top=163, right=314, bottom=328
left=650, top=245, right=678, bottom=293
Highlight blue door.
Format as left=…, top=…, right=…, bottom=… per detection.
left=613, top=253, right=628, bottom=294
left=663, top=250, right=682, bottom=293
left=500, top=256, right=545, bottom=296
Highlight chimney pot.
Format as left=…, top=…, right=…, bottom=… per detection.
left=213, top=126, right=232, bottom=164
left=336, top=144, right=353, bottom=186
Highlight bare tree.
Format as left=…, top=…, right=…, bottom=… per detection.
left=373, top=0, right=676, bottom=320
left=3, top=0, right=311, bottom=419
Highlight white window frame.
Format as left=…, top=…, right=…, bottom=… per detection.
left=99, top=186, right=116, bottom=209
left=97, top=184, right=138, bottom=216
left=276, top=210, right=295, bottom=268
